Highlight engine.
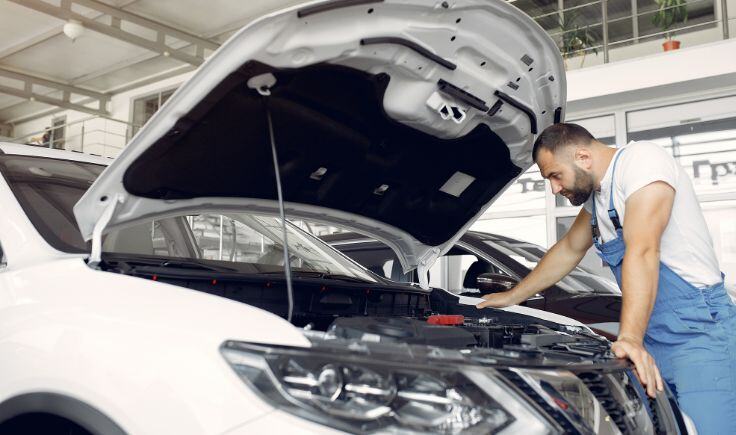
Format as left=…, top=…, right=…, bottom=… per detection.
left=325, top=314, right=612, bottom=362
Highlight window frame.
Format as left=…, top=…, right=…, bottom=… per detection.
left=127, top=85, right=181, bottom=140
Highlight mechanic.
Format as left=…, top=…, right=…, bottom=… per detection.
left=477, top=123, right=736, bottom=434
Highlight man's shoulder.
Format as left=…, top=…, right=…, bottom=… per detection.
left=616, top=141, right=679, bottom=196
left=618, top=141, right=675, bottom=170
left=621, top=141, right=670, bottom=157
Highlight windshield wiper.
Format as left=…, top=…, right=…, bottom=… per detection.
left=256, top=271, right=368, bottom=283
left=106, top=256, right=238, bottom=273
left=158, top=259, right=238, bottom=273
left=320, top=273, right=368, bottom=283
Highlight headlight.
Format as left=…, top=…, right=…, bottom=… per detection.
left=221, top=341, right=551, bottom=434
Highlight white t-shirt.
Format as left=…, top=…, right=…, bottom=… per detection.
left=583, top=141, right=721, bottom=288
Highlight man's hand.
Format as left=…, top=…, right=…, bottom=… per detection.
left=611, top=336, right=663, bottom=398
left=475, top=290, right=521, bottom=309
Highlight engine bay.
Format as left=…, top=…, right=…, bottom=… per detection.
left=323, top=314, right=612, bottom=365
left=101, top=253, right=612, bottom=363
left=102, top=255, right=689, bottom=434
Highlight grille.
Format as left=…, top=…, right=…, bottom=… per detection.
left=503, top=367, right=680, bottom=435
left=578, top=371, right=629, bottom=432
left=647, top=397, right=666, bottom=434
left=499, top=369, right=580, bottom=434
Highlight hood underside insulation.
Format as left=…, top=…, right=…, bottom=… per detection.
left=123, top=61, right=521, bottom=246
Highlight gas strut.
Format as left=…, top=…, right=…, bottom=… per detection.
left=259, top=86, right=295, bottom=323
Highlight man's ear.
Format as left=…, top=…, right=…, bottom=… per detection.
left=573, top=146, right=593, bottom=170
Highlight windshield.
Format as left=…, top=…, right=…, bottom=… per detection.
left=0, top=154, right=375, bottom=282
left=485, top=239, right=621, bottom=295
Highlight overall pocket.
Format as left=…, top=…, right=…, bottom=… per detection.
left=671, top=303, right=718, bottom=334
left=704, top=287, right=736, bottom=322
left=645, top=302, right=716, bottom=345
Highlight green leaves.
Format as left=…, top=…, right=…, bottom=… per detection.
left=652, top=0, right=689, bottom=38
left=558, top=11, right=599, bottom=59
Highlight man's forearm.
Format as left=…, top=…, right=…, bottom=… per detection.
left=508, top=237, right=586, bottom=302
left=618, top=248, right=660, bottom=342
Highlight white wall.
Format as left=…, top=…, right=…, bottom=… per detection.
left=566, top=37, right=736, bottom=105
left=10, top=70, right=194, bottom=157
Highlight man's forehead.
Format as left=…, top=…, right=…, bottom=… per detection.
left=535, top=149, right=560, bottom=178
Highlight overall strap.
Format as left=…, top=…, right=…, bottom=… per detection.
left=607, top=148, right=626, bottom=231
left=591, top=190, right=600, bottom=240
left=591, top=148, right=626, bottom=241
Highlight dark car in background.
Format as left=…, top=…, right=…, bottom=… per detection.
left=322, top=231, right=622, bottom=338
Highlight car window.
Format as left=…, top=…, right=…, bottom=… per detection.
left=333, top=241, right=514, bottom=293
left=335, top=245, right=412, bottom=282
left=0, top=154, right=375, bottom=282
left=485, top=239, right=621, bottom=295
left=0, top=155, right=104, bottom=253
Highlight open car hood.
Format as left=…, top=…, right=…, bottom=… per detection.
left=74, top=0, right=565, bottom=285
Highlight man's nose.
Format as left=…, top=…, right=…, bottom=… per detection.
left=550, top=181, right=562, bottom=194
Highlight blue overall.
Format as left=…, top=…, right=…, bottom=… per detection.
left=591, top=150, right=736, bottom=435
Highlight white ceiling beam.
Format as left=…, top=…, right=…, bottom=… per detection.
left=9, top=0, right=220, bottom=66
left=0, top=64, right=194, bottom=125
left=0, top=68, right=109, bottom=116
left=0, top=67, right=108, bottom=100
left=0, top=0, right=141, bottom=61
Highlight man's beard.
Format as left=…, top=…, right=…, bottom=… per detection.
left=563, top=166, right=595, bottom=206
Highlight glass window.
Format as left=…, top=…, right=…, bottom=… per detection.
left=513, top=0, right=559, bottom=32
left=0, top=155, right=105, bottom=253
left=50, top=116, right=66, bottom=150
left=489, top=164, right=546, bottom=213
left=635, top=0, right=716, bottom=44
left=516, top=0, right=716, bottom=62
left=627, top=96, right=736, bottom=196
left=628, top=120, right=736, bottom=195
left=701, top=201, right=736, bottom=291
left=337, top=245, right=412, bottom=282
left=571, top=114, right=617, bottom=145
left=0, top=154, right=375, bottom=282
left=447, top=253, right=485, bottom=293
left=472, top=215, right=548, bottom=248
left=130, top=88, right=177, bottom=138
left=486, top=238, right=620, bottom=295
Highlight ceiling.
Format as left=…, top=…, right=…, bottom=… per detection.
left=0, top=0, right=307, bottom=125
left=1, top=0, right=714, bottom=126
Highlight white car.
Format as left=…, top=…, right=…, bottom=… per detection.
left=0, top=1, right=694, bottom=434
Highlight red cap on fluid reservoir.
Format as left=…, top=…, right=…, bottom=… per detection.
left=427, top=314, right=465, bottom=326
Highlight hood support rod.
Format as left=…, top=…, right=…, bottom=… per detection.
left=88, top=194, right=122, bottom=267
left=260, top=88, right=295, bottom=323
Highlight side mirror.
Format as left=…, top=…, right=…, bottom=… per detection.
left=477, top=273, right=518, bottom=294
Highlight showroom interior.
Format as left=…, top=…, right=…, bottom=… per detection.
left=3, top=0, right=733, bottom=292
left=0, top=0, right=735, bottom=434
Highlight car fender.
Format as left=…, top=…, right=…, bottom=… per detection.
left=0, top=258, right=309, bottom=435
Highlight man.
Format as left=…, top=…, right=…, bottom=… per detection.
left=478, top=123, right=736, bottom=434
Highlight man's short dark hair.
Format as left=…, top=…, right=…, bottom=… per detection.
left=532, top=123, right=595, bottom=161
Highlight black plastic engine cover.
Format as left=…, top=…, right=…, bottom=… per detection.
left=328, top=317, right=478, bottom=348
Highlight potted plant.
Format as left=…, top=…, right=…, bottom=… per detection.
left=557, top=12, right=599, bottom=69
left=652, top=0, right=688, bottom=51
